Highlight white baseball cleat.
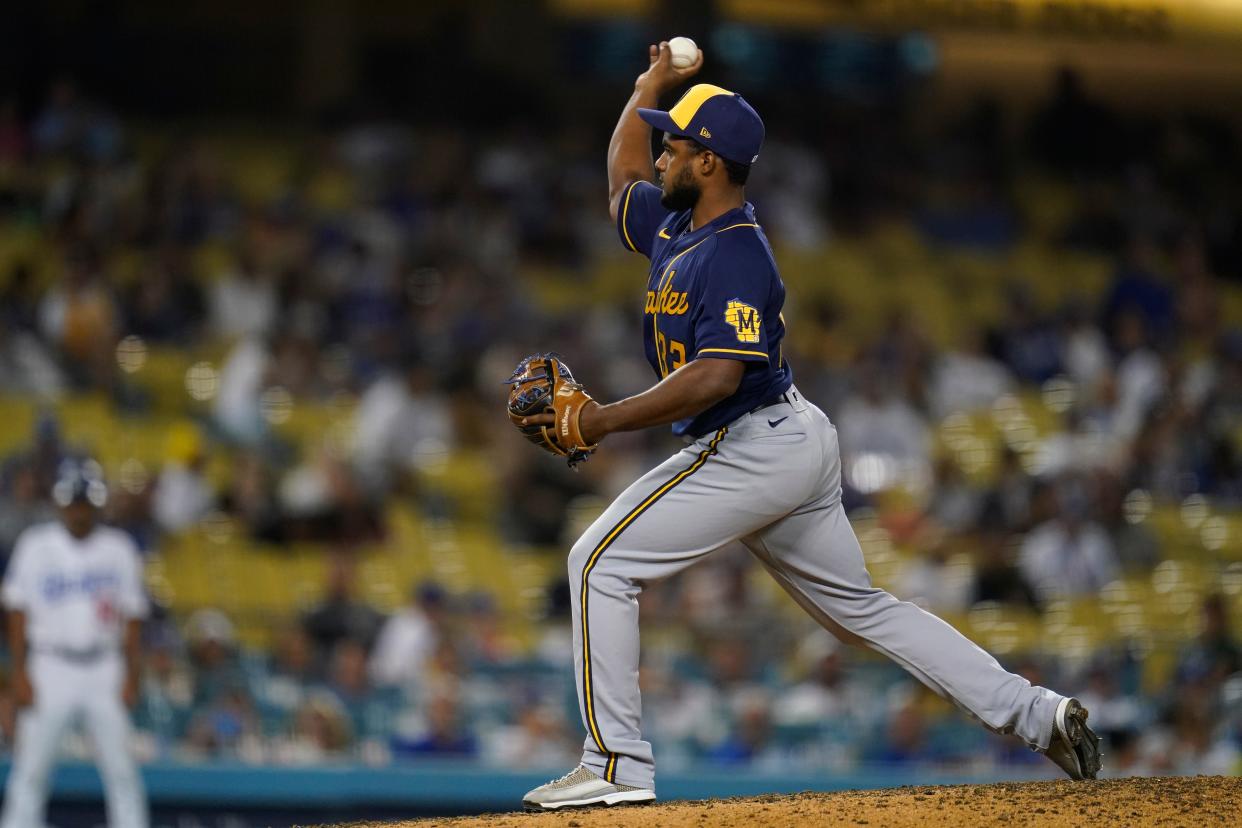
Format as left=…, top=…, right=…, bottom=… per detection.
left=522, top=765, right=656, bottom=811
left=1044, top=696, right=1102, bottom=780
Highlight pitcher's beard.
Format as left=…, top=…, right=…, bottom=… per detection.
left=660, top=172, right=701, bottom=212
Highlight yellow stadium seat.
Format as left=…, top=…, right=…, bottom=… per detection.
left=0, top=398, right=39, bottom=456
left=272, top=396, right=356, bottom=456
left=131, top=348, right=196, bottom=413
left=416, top=449, right=500, bottom=524
left=190, top=242, right=234, bottom=285
left=1220, top=284, right=1242, bottom=328
left=1013, top=174, right=1077, bottom=240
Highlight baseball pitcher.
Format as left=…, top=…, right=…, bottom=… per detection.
left=514, top=42, right=1100, bottom=811
left=2, top=460, right=149, bottom=828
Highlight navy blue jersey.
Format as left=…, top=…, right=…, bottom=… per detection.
left=616, top=180, right=792, bottom=437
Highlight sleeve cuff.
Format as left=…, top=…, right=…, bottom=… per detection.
left=617, top=181, right=642, bottom=253
left=697, top=347, right=769, bottom=361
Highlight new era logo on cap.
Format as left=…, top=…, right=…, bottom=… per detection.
left=638, top=84, right=765, bottom=167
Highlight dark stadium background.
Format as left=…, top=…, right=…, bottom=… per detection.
left=0, top=1, right=1240, bottom=824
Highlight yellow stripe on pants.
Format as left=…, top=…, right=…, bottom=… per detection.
left=579, top=427, right=728, bottom=782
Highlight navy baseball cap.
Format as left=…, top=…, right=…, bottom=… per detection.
left=638, top=84, right=765, bottom=166
left=52, top=458, right=108, bottom=508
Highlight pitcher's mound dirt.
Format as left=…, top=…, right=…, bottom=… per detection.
left=368, top=775, right=1241, bottom=827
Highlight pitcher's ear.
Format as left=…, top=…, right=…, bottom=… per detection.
left=699, top=150, right=717, bottom=176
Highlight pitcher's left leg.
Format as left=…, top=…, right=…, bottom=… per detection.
left=564, top=425, right=803, bottom=791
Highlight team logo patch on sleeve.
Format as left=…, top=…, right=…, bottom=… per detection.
left=724, top=299, right=761, bottom=343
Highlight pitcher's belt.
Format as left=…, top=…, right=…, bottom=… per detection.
left=35, top=645, right=114, bottom=663
left=751, top=384, right=801, bottom=412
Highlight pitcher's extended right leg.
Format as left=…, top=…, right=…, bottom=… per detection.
left=746, top=500, right=1061, bottom=750
left=744, top=414, right=1062, bottom=751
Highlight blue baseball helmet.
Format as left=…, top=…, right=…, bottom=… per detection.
left=52, top=458, right=108, bottom=508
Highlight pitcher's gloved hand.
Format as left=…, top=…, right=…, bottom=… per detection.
left=506, top=353, right=599, bottom=468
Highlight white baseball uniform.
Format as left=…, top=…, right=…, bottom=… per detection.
left=1, top=521, right=149, bottom=828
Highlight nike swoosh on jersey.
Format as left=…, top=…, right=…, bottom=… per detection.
left=658, top=228, right=672, bottom=239
left=768, top=416, right=788, bottom=428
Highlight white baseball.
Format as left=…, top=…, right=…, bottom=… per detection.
left=668, top=37, right=699, bottom=70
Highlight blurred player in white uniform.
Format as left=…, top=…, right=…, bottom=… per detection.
left=2, top=460, right=149, bottom=828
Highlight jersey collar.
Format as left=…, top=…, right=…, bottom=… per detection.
left=674, top=202, right=756, bottom=245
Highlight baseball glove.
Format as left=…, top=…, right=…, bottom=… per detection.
left=506, top=353, right=598, bottom=468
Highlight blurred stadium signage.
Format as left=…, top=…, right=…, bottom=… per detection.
left=720, top=0, right=1242, bottom=45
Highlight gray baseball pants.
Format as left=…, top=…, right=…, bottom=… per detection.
left=568, top=386, right=1062, bottom=789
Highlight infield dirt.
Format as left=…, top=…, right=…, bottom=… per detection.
left=338, top=775, right=1240, bottom=827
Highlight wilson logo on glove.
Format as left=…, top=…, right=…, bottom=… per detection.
left=506, top=353, right=598, bottom=468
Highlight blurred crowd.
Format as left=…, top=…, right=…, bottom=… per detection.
left=0, top=67, right=1240, bottom=777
